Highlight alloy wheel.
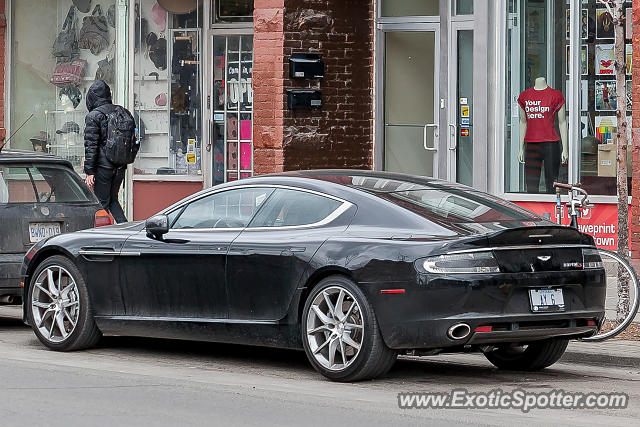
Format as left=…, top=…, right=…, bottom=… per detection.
left=31, top=265, right=80, bottom=343
left=306, top=286, right=364, bottom=371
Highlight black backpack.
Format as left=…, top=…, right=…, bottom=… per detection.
left=96, top=105, right=139, bottom=166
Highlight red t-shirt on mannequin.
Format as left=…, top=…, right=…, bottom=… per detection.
left=517, top=87, right=566, bottom=142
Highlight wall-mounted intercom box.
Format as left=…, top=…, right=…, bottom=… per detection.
left=287, top=90, right=322, bottom=110
left=289, top=53, right=324, bottom=79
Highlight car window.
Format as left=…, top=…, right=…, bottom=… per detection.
left=0, top=164, right=93, bottom=204
left=172, top=187, right=274, bottom=229
left=248, top=188, right=343, bottom=228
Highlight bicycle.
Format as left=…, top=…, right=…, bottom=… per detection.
left=553, top=182, right=640, bottom=341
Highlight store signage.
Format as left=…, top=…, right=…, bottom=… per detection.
left=461, top=106, right=470, bottom=117
left=514, top=201, right=620, bottom=250
left=460, top=128, right=469, bottom=137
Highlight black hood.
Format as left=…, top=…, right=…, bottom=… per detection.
left=86, top=80, right=113, bottom=112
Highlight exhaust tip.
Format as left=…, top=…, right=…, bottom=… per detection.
left=447, top=323, right=471, bottom=340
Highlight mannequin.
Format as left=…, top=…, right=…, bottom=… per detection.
left=59, top=94, right=75, bottom=113
left=517, top=77, right=568, bottom=193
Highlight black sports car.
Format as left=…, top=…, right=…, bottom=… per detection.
left=21, top=170, right=605, bottom=381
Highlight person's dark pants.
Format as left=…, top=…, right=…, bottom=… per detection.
left=94, top=167, right=127, bottom=223
left=524, top=141, right=561, bottom=194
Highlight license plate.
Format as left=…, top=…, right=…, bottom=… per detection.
left=28, top=222, right=61, bottom=243
left=529, top=288, right=565, bottom=313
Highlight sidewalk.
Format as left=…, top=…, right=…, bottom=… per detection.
left=563, top=340, right=640, bottom=368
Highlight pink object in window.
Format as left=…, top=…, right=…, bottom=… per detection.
left=240, top=142, right=251, bottom=170
left=240, top=120, right=252, bottom=140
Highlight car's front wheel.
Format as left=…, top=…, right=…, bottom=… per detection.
left=27, top=255, right=101, bottom=351
left=484, top=338, right=569, bottom=371
left=301, top=276, right=397, bottom=382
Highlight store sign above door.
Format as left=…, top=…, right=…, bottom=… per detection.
left=289, top=53, right=324, bottom=79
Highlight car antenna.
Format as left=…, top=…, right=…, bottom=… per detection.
left=0, top=113, right=35, bottom=153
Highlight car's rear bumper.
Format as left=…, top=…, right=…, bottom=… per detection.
left=363, top=269, right=606, bottom=350
left=0, top=253, right=23, bottom=296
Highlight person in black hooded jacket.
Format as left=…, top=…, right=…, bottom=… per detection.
left=83, top=80, right=127, bottom=223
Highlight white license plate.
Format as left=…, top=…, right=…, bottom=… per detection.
left=529, top=288, right=565, bottom=313
left=28, top=222, right=61, bottom=243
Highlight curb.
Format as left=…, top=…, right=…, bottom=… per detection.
left=562, top=340, right=640, bottom=368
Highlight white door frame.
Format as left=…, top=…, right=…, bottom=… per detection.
left=375, top=22, right=441, bottom=178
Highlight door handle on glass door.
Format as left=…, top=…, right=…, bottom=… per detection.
left=423, top=124, right=438, bottom=151
left=448, top=124, right=457, bottom=150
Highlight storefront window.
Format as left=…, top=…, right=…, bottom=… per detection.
left=505, top=0, right=569, bottom=194
left=133, top=0, right=203, bottom=176
left=578, top=3, right=632, bottom=196
left=212, top=35, right=254, bottom=185
left=455, top=0, right=474, bottom=16
left=212, top=0, right=253, bottom=24
left=380, top=0, right=439, bottom=17
left=10, top=0, right=118, bottom=174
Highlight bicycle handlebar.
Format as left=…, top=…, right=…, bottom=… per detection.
left=552, top=182, right=573, bottom=190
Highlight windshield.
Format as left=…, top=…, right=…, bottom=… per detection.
left=0, top=163, right=96, bottom=204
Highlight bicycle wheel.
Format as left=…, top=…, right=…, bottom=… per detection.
left=582, top=249, right=640, bottom=342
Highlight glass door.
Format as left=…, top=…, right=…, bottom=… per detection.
left=383, top=29, right=439, bottom=177
left=448, top=24, right=474, bottom=186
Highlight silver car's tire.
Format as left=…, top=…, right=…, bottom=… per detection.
left=27, top=255, right=101, bottom=351
left=301, top=276, right=397, bottom=382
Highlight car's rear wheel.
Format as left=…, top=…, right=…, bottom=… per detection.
left=301, top=276, right=397, bottom=382
left=27, top=255, right=101, bottom=351
left=484, top=338, right=569, bottom=371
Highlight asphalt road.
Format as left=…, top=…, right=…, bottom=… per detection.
left=0, top=306, right=638, bottom=427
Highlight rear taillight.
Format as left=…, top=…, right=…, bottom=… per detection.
left=94, top=209, right=114, bottom=227
left=582, top=248, right=603, bottom=269
left=420, top=251, right=500, bottom=274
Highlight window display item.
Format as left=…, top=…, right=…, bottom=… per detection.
left=227, top=116, right=238, bottom=139
left=152, top=2, right=167, bottom=31
left=171, top=85, right=187, bottom=112
left=597, top=144, right=616, bottom=177
left=596, top=8, right=614, bottom=39
left=56, top=121, right=81, bottom=135
left=157, top=0, right=201, bottom=14
left=72, top=0, right=91, bottom=13
left=78, top=5, right=109, bottom=55
left=52, top=6, right=79, bottom=63
left=595, top=44, right=614, bottom=75
left=227, top=142, right=238, bottom=169
left=517, top=85, right=565, bottom=142
left=149, top=35, right=167, bottom=70
left=95, top=47, right=115, bottom=84
left=595, top=80, right=617, bottom=111
left=59, top=86, right=82, bottom=109
left=50, top=59, right=87, bottom=87
left=517, top=77, right=567, bottom=194
left=240, top=142, right=251, bottom=169
left=155, top=93, right=167, bottom=106
left=29, top=132, right=50, bottom=152
left=107, top=4, right=116, bottom=28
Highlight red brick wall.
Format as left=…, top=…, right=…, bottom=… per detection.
left=253, top=0, right=285, bottom=174
left=281, top=0, right=374, bottom=171
left=0, top=1, right=6, bottom=143
left=632, top=1, right=640, bottom=258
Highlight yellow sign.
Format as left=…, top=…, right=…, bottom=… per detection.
left=461, top=106, right=470, bottom=118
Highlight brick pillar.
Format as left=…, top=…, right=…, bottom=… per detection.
left=632, top=1, right=640, bottom=258
left=253, top=0, right=285, bottom=175
left=0, top=2, right=6, bottom=143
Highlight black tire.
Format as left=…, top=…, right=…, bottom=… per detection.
left=484, top=338, right=569, bottom=371
left=301, top=275, right=397, bottom=382
left=26, top=255, right=101, bottom=351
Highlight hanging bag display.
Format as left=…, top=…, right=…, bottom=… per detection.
left=95, top=43, right=115, bottom=83
left=50, top=59, right=87, bottom=87
left=78, top=4, right=109, bottom=55
left=52, top=6, right=79, bottom=62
